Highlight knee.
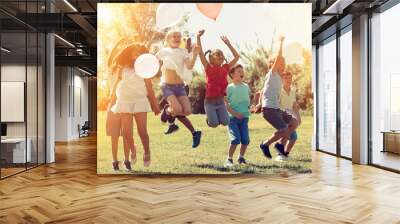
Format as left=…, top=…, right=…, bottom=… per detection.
left=207, top=120, right=219, bottom=128
left=208, top=123, right=218, bottom=128
left=220, top=119, right=229, bottom=126
left=290, top=119, right=299, bottom=128
left=170, top=106, right=183, bottom=116
left=241, top=138, right=250, bottom=145
left=183, top=107, right=192, bottom=116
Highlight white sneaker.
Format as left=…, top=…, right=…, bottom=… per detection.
left=224, top=159, right=234, bottom=168
left=275, top=155, right=288, bottom=162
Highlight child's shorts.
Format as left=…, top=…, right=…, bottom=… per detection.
left=228, top=117, right=250, bottom=145
left=161, top=83, right=187, bottom=98
left=289, top=131, right=298, bottom=141
left=262, top=107, right=294, bottom=132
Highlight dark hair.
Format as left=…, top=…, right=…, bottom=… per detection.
left=205, top=49, right=228, bottom=65
left=115, top=43, right=148, bottom=67
left=229, top=64, right=243, bottom=78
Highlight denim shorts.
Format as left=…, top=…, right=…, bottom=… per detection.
left=161, top=84, right=187, bottom=98
left=262, top=107, right=294, bottom=132
left=228, top=117, right=250, bottom=145
left=290, top=131, right=298, bottom=141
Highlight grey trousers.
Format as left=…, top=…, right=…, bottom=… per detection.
left=204, top=97, right=229, bottom=128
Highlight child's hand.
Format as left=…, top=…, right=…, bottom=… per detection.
left=251, top=104, right=262, bottom=114
left=234, top=112, right=244, bottom=119
left=153, top=105, right=161, bottom=116
left=220, top=36, right=230, bottom=45
left=279, top=36, right=285, bottom=42
left=197, top=29, right=205, bottom=37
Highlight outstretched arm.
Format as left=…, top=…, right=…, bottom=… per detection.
left=271, top=36, right=285, bottom=73
left=221, top=36, right=240, bottom=68
left=185, top=44, right=199, bottom=70
left=196, top=30, right=209, bottom=69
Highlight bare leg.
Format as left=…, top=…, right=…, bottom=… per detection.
left=111, top=136, right=119, bottom=162
left=286, top=140, right=296, bottom=154
left=120, top=113, right=134, bottom=162
left=239, top=144, right=248, bottom=157
left=228, top=144, right=238, bottom=158
left=264, top=118, right=298, bottom=146
left=176, top=96, right=195, bottom=133
left=134, top=112, right=151, bottom=167
left=177, top=116, right=195, bottom=133
left=166, top=95, right=183, bottom=117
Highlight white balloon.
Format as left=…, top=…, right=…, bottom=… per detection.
left=156, top=3, right=184, bottom=30
left=134, top=54, right=160, bottom=79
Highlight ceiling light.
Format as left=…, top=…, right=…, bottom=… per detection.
left=323, top=0, right=355, bottom=15
left=78, top=67, right=93, bottom=76
left=54, top=34, right=75, bottom=48
left=1, top=47, right=11, bottom=53
left=63, top=0, right=78, bottom=12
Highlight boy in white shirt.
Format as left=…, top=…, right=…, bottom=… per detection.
left=278, top=71, right=301, bottom=160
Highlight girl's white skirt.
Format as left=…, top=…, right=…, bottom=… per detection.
left=111, top=98, right=151, bottom=114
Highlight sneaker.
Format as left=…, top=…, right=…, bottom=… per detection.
left=165, top=124, right=179, bottom=135
left=224, top=158, right=234, bottom=168
left=238, top=157, right=247, bottom=165
left=124, top=160, right=132, bottom=171
left=161, top=105, right=170, bottom=123
left=192, top=131, right=202, bottom=148
left=275, top=154, right=289, bottom=162
left=259, top=142, right=272, bottom=159
left=274, top=143, right=287, bottom=158
left=112, top=161, right=119, bottom=171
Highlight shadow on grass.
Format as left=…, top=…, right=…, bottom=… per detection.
left=193, top=162, right=312, bottom=174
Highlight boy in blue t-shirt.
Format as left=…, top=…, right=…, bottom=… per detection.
left=225, top=64, right=251, bottom=167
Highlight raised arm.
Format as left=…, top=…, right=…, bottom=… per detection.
left=271, top=36, right=285, bottom=73
left=144, top=79, right=160, bottom=116
left=196, top=30, right=209, bottom=69
left=185, top=44, right=199, bottom=70
left=221, top=36, right=240, bottom=68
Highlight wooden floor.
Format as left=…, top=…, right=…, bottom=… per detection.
left=0, top=136, right=400, bottom=224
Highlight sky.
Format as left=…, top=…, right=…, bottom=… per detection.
left=97, top=3, right=312, bottom=73
left=181, top=3, right=311, bottom=56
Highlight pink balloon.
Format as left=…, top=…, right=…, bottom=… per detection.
left=196, top=3, right=223, bottom=21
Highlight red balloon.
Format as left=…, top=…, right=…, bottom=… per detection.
left=196, top=3, right=223, bottom=21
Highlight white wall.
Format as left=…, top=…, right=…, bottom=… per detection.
left=54, top=67, right=89, bottom=141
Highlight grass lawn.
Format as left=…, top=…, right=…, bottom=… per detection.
left=97, top=111, right=312, bottom=175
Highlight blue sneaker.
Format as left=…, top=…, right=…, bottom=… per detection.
left=274, top=143, right=287, bottom=157
left=192, top=131, right=202, bottom=148
left=238, top=157, right=247, bottom=165
left=259, top=143, right=272, bottom=159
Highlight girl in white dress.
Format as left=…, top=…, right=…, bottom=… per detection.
left=110, top=44, right=160, bottom=170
